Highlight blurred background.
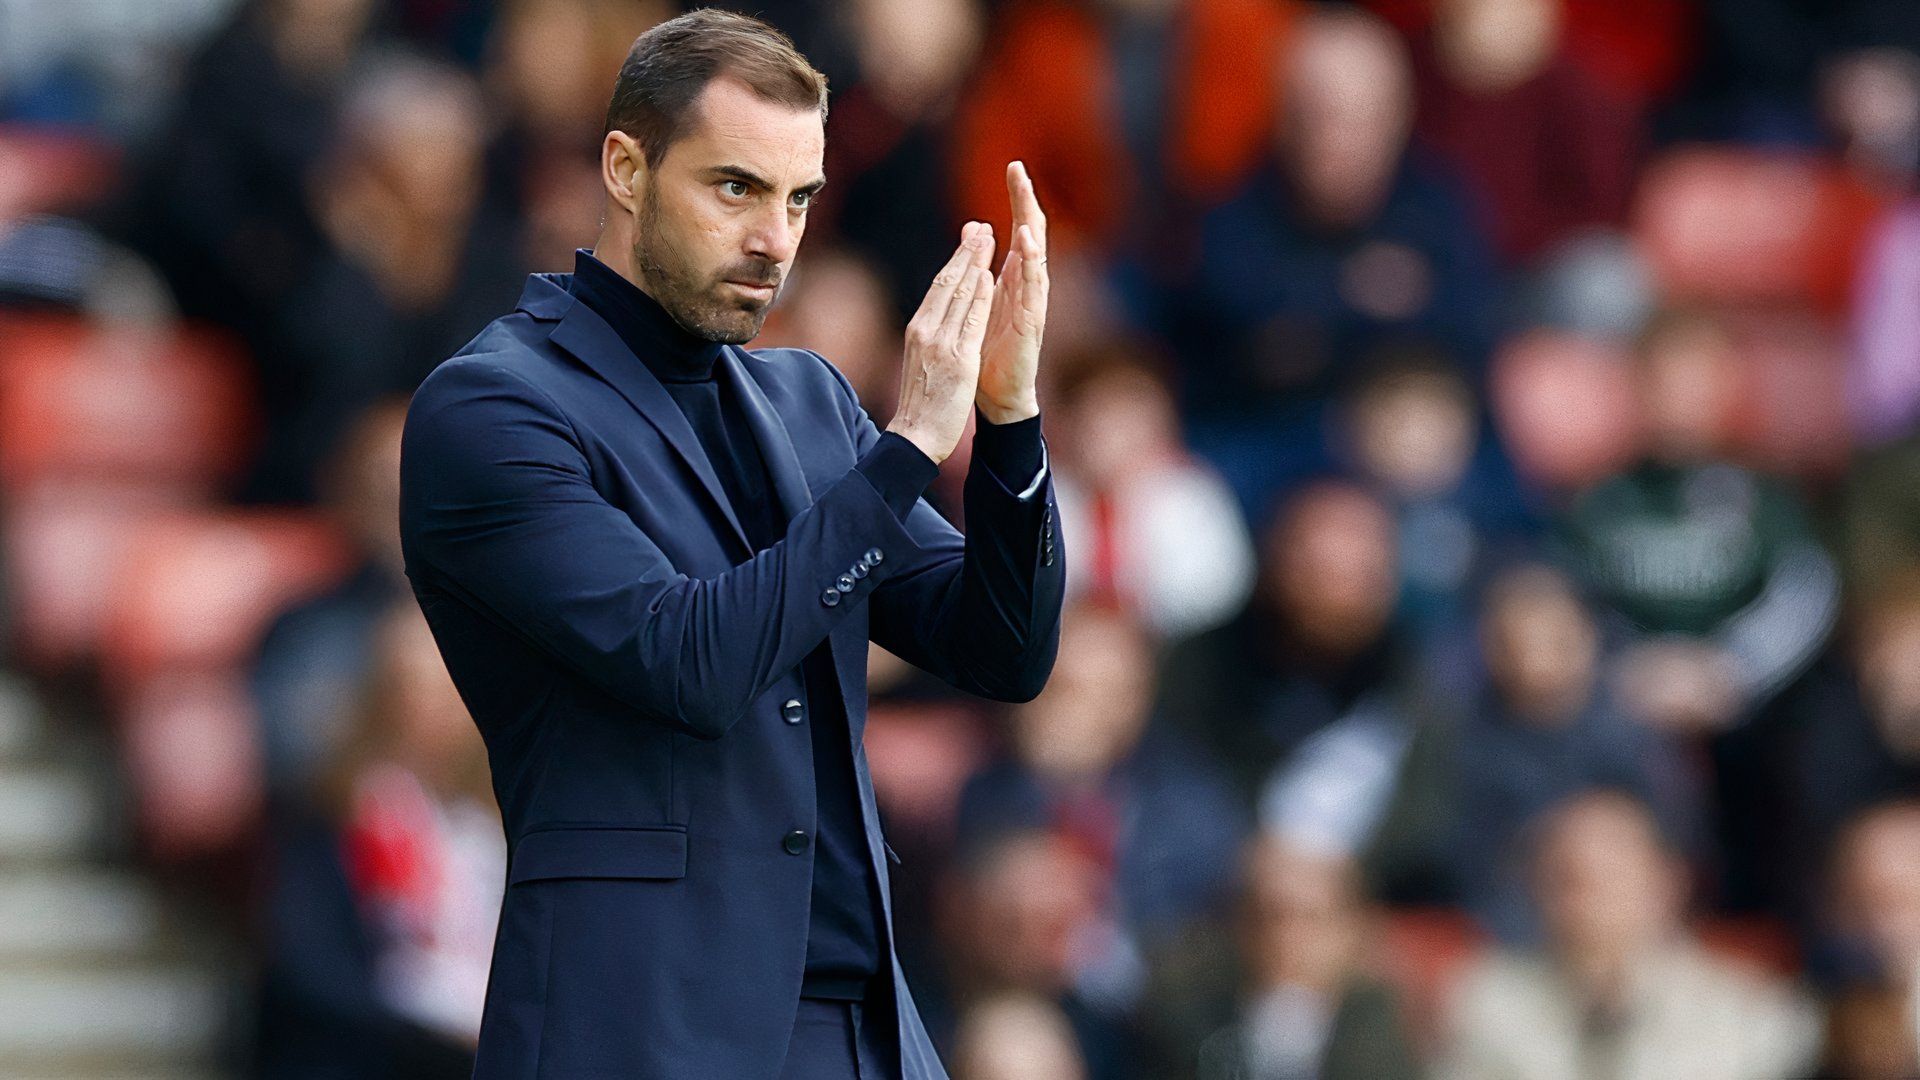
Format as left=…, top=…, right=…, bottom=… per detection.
left=1, top=0, right=1919, bottom=1076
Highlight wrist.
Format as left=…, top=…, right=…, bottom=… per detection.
left=975, top=394, right=1039, bottom=426
left=885, top=419, right=949, bottom=464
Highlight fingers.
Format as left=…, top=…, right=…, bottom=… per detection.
left=1016, top=224, right=1048, bottom=314
left=910, top=222, right=986, bottom=337
left=956, top=259, right=997, bottom=358
left=986, top=244, right=1022, bottom=340
left=941, top=256, right=995, bottom=354
left=1006, top=161, right=1048, bottom=253
left=929, top=223, right=992, bottom=348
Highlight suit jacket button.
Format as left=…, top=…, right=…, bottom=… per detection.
left=836, top=573, right=856, bottom=592
left=851, top=561, right=869, bottom=579
left=783, top=830, right=810, bottom=855
left=821, top=588, right=841, bottom=608
left=864, top=547, right=883, bottom=565
left=782, top=698, right=804, bottom=724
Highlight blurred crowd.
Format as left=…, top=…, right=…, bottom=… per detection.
left=4, top=0, right=1920, bottom=1077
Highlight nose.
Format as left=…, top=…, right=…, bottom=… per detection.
left=743, top=200, right=800, bottom=268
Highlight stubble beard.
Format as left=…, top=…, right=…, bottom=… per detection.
left=633, top=183, right=771, bottom=346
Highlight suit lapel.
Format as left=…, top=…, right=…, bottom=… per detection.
left=546, top=295, right=752, bottom=556
left=717, top=345, right=814, bottom=524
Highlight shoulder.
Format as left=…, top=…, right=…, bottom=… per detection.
left=408, top=349, right=565, bottom=426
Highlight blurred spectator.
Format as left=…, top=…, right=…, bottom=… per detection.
left=1676, top=0, right=1920, bottom=144
left=1366, top=0, right=1699, bottom=109
left=1558, top=306, right=1841, bottom=910
left=1409, top=0, right=1642, bottom=266
left=1436, top=790, right=1823, bottom=1080
left=934, top=828, right=1139, bottom=1080
left=1167, top=6, right=1501, bottom=515
left=1819, top=980, right=1920, bottom=1080
left=813, top=0, right=983, bottom=321
left=1161, top=480, right=1418, bottom=810
left=1337, top=351, right=1536, bottom=674
left=1451, top=563, right=1702, bottom=942
left=951, top=992, right=1092, bottom=1080
left=1777, top=582, right=1920, bottom=917
left=1813, top=801, right=1920, bottom=1078
left=1822, top=47, right=1920, bottom=193
left=253, top=601, right=501, bottom=1079
left=1187, top=836, right=1422, bottom=1080
left=251, top=396, right=411, bottom=793
left=478, top=0, right=669, bottom=267
left=1842, top=433, right=1920, bottom=595
left=1046, top=344, right=1255, bottom=641
left=1561, top=308, right=1839, bottom=734
left=117, top=0, right=377, bottom=345
left=248, top=51, right=526, bottom=503
left=1850, top=199, right=1920, bottom=446
left=1518, top=231, right=1658, bottom=339
left=956, top=604, right=1249, bottom=1016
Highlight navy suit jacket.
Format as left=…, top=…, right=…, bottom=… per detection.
left=398, top=271, right=1065, bottom=1079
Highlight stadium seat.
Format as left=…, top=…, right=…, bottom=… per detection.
left=0, top=314, right=256, bottom=497
left=1633, top=146, right=1889, bottom=314
left=96, top=510, right=353, bottom=688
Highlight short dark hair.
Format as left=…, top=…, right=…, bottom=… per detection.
left=604, top=8, right=828, bottom=169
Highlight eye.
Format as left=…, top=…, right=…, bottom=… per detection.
left=722, top=180, right=750, bottom=199
left=790, top=189, right=813, bottom=209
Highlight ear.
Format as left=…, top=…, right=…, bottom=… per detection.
left=602, top=130, right=646, bottom=216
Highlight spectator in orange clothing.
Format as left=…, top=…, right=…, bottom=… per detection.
left=949, top=0, right=1300, bottom=256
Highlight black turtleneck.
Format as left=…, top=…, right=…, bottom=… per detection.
left=565, top=248, right=1043, bottom=1002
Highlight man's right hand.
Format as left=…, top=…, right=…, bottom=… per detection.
left=887, top=221, right=997, bottom=465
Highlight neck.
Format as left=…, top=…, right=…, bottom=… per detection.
left=590, top=228, right=641, bottom=288
left=568, top=244, right=722, bottom=382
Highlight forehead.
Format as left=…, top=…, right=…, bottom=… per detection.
left=672, top=74, right=824, bottom=181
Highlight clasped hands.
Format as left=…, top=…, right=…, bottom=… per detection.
left=886, top=161, right=1049, bottom=465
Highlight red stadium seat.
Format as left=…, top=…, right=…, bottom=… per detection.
left=1, top=485, right=182, bottom=673
left=119, top=669, right=265, bottom=862
left=1633, top=146, right=1889, bottom=314
left=0, top=314, right=257, bottom=497
left=97, top=509, right=354, bottom=688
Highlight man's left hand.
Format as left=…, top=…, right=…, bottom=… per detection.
left=977, top=160, right=1048, bottom=424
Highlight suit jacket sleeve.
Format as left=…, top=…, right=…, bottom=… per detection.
left=400, top=356, right=932, bottom=742
left=815, top=353, right=1066, bottom=703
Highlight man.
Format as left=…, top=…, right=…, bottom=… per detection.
left=1436, top=790, right=1820, bottom=1080
left=397, top=10, right=1063, bottom=1080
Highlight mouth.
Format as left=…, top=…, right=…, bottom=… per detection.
left=725, top=280, right=777, bottom=299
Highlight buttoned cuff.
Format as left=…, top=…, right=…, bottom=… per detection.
left=974, top=408, right=1046, bottom=500
left=854, top=431, right=941, bottom=521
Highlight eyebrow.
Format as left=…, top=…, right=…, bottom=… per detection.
left=708, top=164, right=827, bottom=197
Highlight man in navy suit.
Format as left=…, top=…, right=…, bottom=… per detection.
left=398, top=9, right=1063, bottom=1079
